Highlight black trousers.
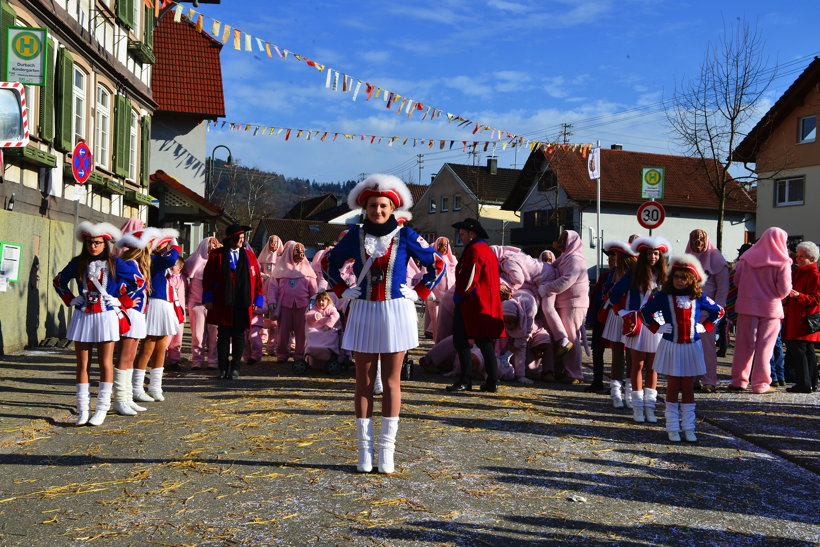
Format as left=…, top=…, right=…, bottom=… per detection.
left=785, top=339, right=818, bottom=390
left=591, top=322, right=605, bottom=385
left=217, top=325, right=245, bottom=371
left=453, top=307, right=497, bottom=387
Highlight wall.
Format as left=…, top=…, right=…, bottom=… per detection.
left=756, top=165, right=820, bottom=242
left=150, top=116, right=208, bottom=195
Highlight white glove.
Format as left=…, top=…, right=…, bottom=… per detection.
left=400, top=284, right=419, bottom=302
left=695, top=323, right=707, bottom=334
left=102, top=294, right=120, bottom=308
left=342, top=286, right=362, bottom=300
left=657, top=323, right=673, bottom=334
left=538, top=285, right=548, bottom=297
left=427, top=292, right=437, bottom=301
left=69, top=295, right=85, bottom=308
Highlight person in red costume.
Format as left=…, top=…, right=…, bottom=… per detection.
left=202, top=224, right=265, bottom=380
left=446, top=218, right=506, bottom=393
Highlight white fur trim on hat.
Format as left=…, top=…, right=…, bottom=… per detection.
left=395, top=210, right=413, bottom=224
left=603, top=240, right=637, bottom=256
left=347, top=173, right=413, bottom=210
left=155, top=227, right=180, bottom=247
left=669, top=254, right=708, bottom=283
left=116, top=227, right=162, bottom=249
left=631, top=236, right=672, bottom=255
left=75, top=221, right=123, bottom=242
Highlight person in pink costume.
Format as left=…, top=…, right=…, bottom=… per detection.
left=729, top=227, right=792, bottom=394
left=305, top=292, right=342, bottom=368
left=165, top=256, right=187, bottom=368
left=312, top=247, right=332, bottom=291
left=529, top=255, right=573, bottom=357
left=501, top=291, right=541, bottom=384
left=427, top=237, right=457, bottom=341
left=258, top=235, right=284, bottom=348
left=537, top=230, right=589, bottom=383
left=685, top=229, right=729, bottom=392
left=184, top=237, right=221, bottom=370
left=272, top=241, right=318, bottom=362
left=540, top=250, right=555, bottom=263
left=241, top=240, right=266, bottom=365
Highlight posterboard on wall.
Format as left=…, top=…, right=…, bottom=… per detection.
left=0, top=241, right=23, bottom=282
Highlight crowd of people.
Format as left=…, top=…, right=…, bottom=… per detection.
left=55, top=174, right=819, bottom=469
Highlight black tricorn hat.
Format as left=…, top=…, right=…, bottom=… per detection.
left=224, top=224, right=251, bottom=241
left=452, top=218, right=489, bottom=240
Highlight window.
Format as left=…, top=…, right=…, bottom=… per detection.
left=798, top=116, right=816, bottom=144
left=95, top=86, right=111, bottom=169
left=128, top=109, right=138, bottom=181
left=441, top=196, right=448, bottom=212
left=453, top=194, right=461, bottom=211
left=454, top=231, right=463, bottom=247
left=428, top=197, right=437, bottom=213
left=72, top=66, right=87, bottom=145
left=775, top=177, right=804, bottom=206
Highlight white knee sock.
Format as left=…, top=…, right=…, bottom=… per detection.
left=378, top=417, right=400, bottom=474
left=356, top=418, right=373, bottom=473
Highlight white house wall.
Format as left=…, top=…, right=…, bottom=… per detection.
left=756, top=165, right=820, bottom=243
left=150, top=118, right=208, bottom=195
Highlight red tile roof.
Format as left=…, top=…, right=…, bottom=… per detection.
left=152, top=13, right=226, bottom=119
left=504, top=148, right=755, bottom=212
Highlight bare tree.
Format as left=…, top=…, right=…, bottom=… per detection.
left=666, top=18, right=774, bottom=251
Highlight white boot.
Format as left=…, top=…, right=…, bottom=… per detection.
left=631, top=390, right=645, bottom=423
left=112, top=369, right=137, bottom=416
left=665, top=402, right=681, bottom=442
left=88, top=381, right=113, bottom=426
left=132, top=368, right=155, bottom=402
left=610, top=380, right=624, bottom=408
left=644, top=388, right=658, bottom=423
left=378, top=417, right=400, bottom=474
left=624, top=379, right=633, bottom=409
left=356, top=418, right=374, bottom=473
left=125, top=370, right=146, bottom=412
left=681, top=403, right=698, bottom=442
left=373, top=360, right=383, bottom=395
left=147, top=367, right=165, bottom=401
left=76, top=383, right=90, bottom=426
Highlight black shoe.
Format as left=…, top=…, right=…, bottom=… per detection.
left=778, top=379, right=786, bottom=387
left=786, top=385, right=812, bottom=393
left=585, top=382, right=604, bottom=393
left=479, top=384, right=498, bottom=393
left=716, top=350, right=726, bottom=358
left=446, top=382, right=472, bottom=392
left=246, top=358, right=259, bottom=367
left=230, top=368, right=240, bottom=380
left=166, top=362, right=182, bottom=373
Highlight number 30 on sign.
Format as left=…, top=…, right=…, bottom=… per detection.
left=637, top=201, right=665, bottom=230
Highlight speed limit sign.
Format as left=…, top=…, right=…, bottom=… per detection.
left=637, top=201, right=665, bottom=230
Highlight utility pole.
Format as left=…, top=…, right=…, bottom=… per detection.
left=560, top=123, right=573, bottom=144
left=358, top=172, right=367, bottom=182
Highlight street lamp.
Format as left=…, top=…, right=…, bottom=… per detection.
left=207, top=145, right=233, bottom=199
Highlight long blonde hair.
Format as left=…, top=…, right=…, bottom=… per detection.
left=121, top=242, right=153, bottom=294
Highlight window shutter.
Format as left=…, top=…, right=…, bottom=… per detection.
left=116, top=0, right=134, bottom=29
left=140, top=115, right=151, bottom=187
left=113, top=95, right=129, bottom=178
left=54, top=47, right=74, bottom=152
left=38, top=38, right=56, bottom=143
left=0, top=1, right=17, bottom=79
left=144, top=6, right=154, bottom=50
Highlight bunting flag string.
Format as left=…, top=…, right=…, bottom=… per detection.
left=207, top=120, right=593, bottom=157
left=161, top=1, right=575, bottom=153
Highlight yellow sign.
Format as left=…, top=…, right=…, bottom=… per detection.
left=5, top=27, right=48, bottom=86
left=641, top=166, right=665, bottom=199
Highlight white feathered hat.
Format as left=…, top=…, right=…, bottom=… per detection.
left=347, top=173, right=413, bottom=210
left=395, top=210, right=413, bottom=224
left=154, top=228, right=180, bottom=248
left=631, top=236, right=672, bottom=255
left=75, top=221, right=122, bottom=242
left=669, top=254, right=708, bottom=283
left=116, top=227, right=162, bottom=249
left=603, top=240, right=637, bottom=256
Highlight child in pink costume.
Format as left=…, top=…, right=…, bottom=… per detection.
left=305, top=292, right=341, bottom=368
left=272, top=241, right=318, bottom=362
left=730, top=227, right=792, bottom=393
left=184, top=237, right=220, bottom=369
left=166, top=257, right=187, bottom=366
left=501, top=291, right=541, bottom=384
left=537, top=230, right=589, bottom=382
left=258, top=235, right=284, bottom=349
left=427, top=237, right=457, bottom=341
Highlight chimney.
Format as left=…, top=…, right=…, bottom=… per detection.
left=610, top=144, right=623, bottom=150
left=430, top=174, right=436, bottom=183
left=487, top=156, right=498, bottom=175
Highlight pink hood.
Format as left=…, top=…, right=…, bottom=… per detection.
left=685, top=230, right=728, bottom=276
left=738, top=227, right=792, bottom=269
left=258, top=235, right=283, bottom=267
left=271, top=241, right=316, bottom=279
left=185, top=237, right=219, bottom=280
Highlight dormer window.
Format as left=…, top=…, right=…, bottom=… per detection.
left=428, top=197, right=437, bottom=213
left=798, top=116, right=816, bottom=144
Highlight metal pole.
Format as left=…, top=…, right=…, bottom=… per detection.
left=595, top=140, right=601, bottom=281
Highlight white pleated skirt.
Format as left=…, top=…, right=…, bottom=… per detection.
left=67, top=309, right=120, bottom=343
left=602, top=309, right=624, bottom=344
left=653, top=338, right=707, bottom=377
left=145, top=298, right=180, bottom=337
left=624, top=324, right=662, bottom=353
left=122, top=308, right=147, bottom=339
left=342, top=298, right=418, bottom=353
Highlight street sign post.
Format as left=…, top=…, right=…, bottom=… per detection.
left=637, top=200, right=665, bottom=230
left=641, top=166, right=665, bottom=199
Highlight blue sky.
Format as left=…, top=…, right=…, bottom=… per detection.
left=191, top=0, right=820, bottom=184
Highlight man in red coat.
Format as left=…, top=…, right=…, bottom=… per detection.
left=446, top=218, right=506, bottom=393
left=203, top=224, right=264, bottom=379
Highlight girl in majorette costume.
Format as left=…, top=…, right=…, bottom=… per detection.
left=609, top=236, right=671, bottom=423
left=112, top=227, right=160, bottom=416
left=304, top=292, right=342, bottom=369
left=184, top=237, right=221, bottom=370
left=272, top=241, right=318, bottom=363
left=600, top=241, right=638, bottom=408
left=641, top=255, right=724, bottom=442
left=324, top=174, right=444, bottom=474
left=53, top=222, right=141, bottom=426
left=165, top=256, right=188, bottom=369
left=133, top=229, right=181, bottom=403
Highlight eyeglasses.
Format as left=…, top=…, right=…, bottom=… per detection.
left=86, top=240, right=105, bottom=247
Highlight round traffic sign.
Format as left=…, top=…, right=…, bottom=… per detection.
left=72, top=142, right=93, bottom=184
left=637, top=201, right=665, bottom=230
